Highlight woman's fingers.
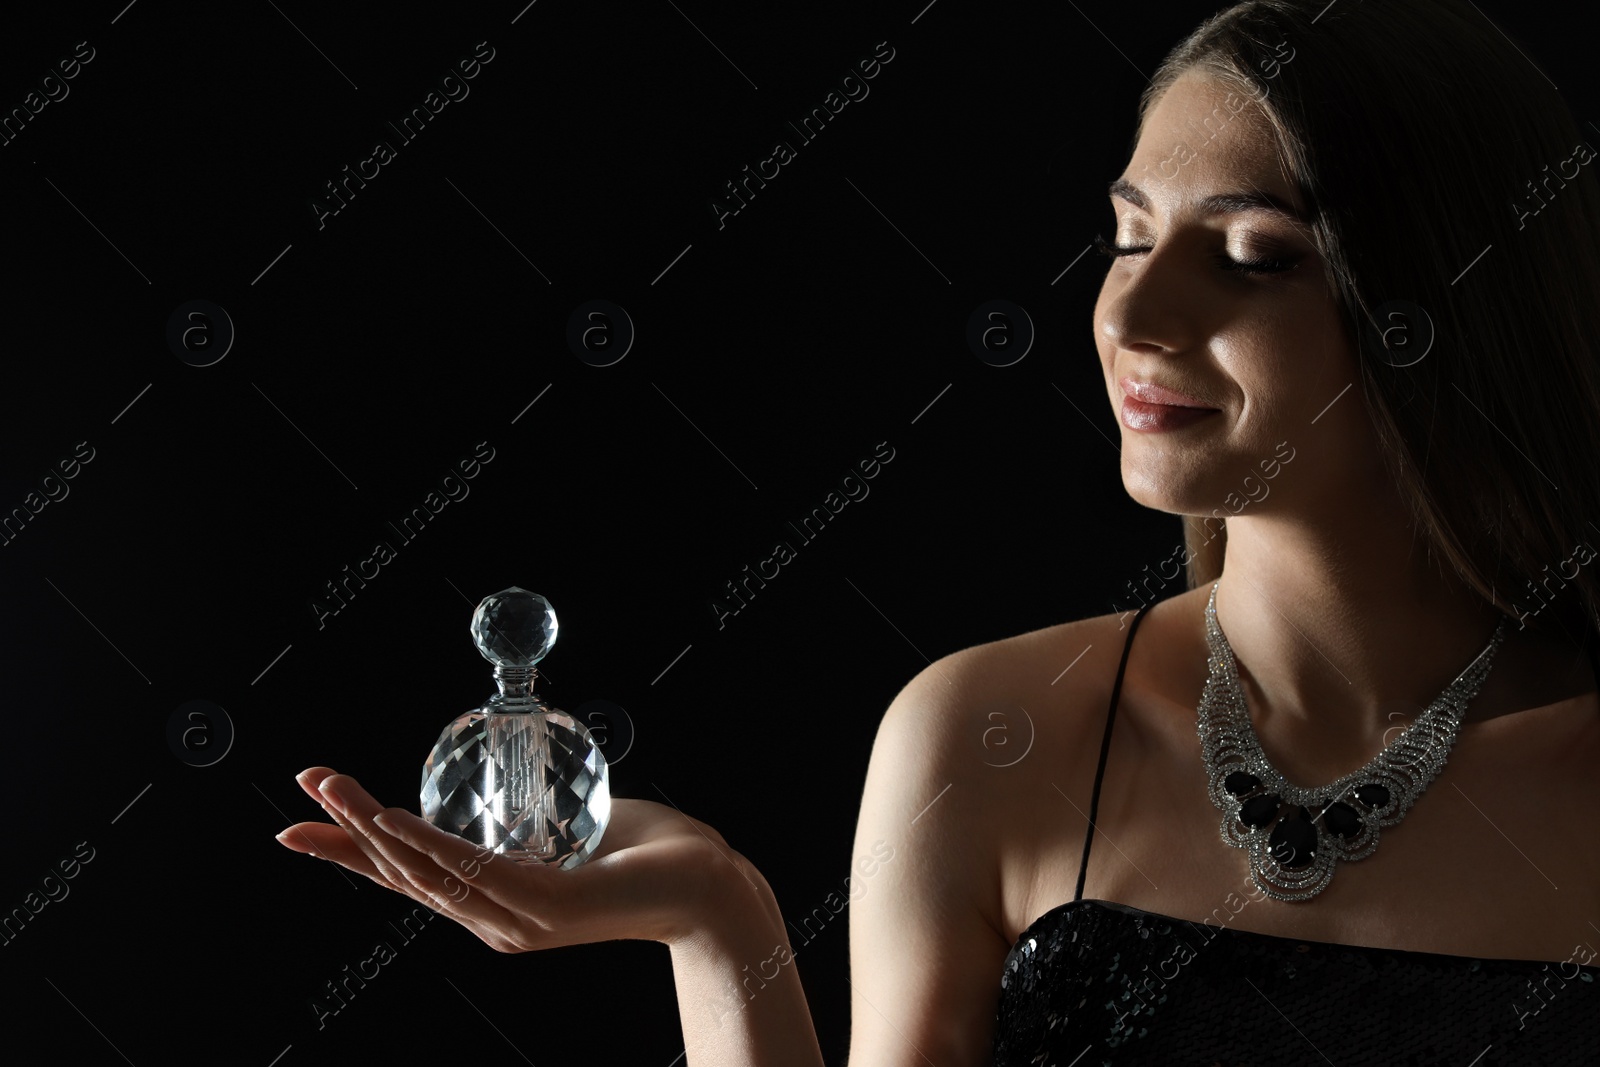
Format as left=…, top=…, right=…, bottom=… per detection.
left=295, top=765, right=337, bottom=797
left=281, top=771, right=524, bottom=949
left=282, top=768, right=412, bottom=893
left=294, top=766, right=410, bottom=885
left=373, top=806, right=646, bottom=948
left=291, top=767, right=471, bottom=917
left=314, top=773, right=463, bottom=906
left=304, top=774, right=430, bottom=897
left=371, top=806, right=556, bottom=914
left=277, top=822, right=394, bottom=885
left=316, top=774, right=528, bottom=929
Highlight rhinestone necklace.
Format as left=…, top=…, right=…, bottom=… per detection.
left=1197, top=580, right=1509, bottom=902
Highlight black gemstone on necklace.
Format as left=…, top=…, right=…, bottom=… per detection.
left=1269, top=807, right=1318, bottom=869
left=1321, top=801, right=1362, bottom=839
left=1224, top=771, right=1261, bottom=796
left=1239, top=794, right=1281, bottom=829
left=1354, top=783, right=1392, bottom=809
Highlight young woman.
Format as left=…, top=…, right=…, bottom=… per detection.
left=277, top=0, right=1600, bottom=1062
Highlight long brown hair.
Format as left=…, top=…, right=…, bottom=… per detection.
left=1143, top=0, right=1600, bottom=650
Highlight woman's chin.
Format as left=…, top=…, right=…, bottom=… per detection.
left=1120, top=472, right=1202, bottom=514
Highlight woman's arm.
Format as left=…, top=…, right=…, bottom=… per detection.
left=668, top=851, right=826, bottom=1067
left=845, top=647, right=1026, bottom=1065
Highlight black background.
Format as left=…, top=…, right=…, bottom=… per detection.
left=0, top=2, right=1589, bottom=1064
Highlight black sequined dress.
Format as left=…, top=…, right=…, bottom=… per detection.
left=990, top=605, right=1600, bottom=1065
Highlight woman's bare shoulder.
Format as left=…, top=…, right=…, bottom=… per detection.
left=854, top=598, right=1194, bottom=990
left=876, top=600, right=1180, bottom=795
left=894, top=605, right=1155, bottom=726
left=847, top=605, right=1163, bottom=1063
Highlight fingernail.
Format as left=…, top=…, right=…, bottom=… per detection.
left=373, top=811, right=396, bottom=834
left=276, top=830, right=314, bottom=855
left=319, top=781, right=349, bottom=817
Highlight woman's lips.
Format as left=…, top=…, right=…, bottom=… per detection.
left=1118, top=377, right=1220, bottom=432
left=1119, top=376, right=1214, bottom=408
left=1121, top=396, right=1220, bottom=432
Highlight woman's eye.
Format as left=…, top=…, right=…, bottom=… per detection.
left=1093, top=233, right=1148, bottom=260
left=1092, top=232, right=1300, bottom=276
left=1215, top=251, right=1300, bottom=275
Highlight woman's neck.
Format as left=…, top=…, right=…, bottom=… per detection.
left=1211, top=511, right=1592, bottom=782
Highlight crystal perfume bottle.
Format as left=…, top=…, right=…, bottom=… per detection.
left=420, top=587, right=611, bottom=868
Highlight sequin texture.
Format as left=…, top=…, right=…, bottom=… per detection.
left=990, top=899, right=1600, bottom=1065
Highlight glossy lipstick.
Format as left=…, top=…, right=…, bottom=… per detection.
left=1119, top=377, right=1220, bottom=433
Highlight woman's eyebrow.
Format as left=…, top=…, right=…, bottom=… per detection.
left=1108, top=177, right=1310, bottom=226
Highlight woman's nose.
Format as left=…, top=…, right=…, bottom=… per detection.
left=1097, top=245, right=1206, bottom=356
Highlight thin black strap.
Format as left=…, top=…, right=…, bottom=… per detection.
left=1073, top=605, right=1151, bottom=903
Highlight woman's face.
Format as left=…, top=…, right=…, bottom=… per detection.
left=1094, top=70, right=1371, bottom=519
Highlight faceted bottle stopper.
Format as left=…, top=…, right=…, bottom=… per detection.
left=472, top=586, right=557, bottom=670
left=420, top=587, right=611, bottom=868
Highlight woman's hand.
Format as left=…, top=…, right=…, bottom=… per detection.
left=275, top=767, right=755, bottom=951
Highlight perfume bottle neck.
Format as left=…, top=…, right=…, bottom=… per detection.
left=488, top=665, right=540, bottom=709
